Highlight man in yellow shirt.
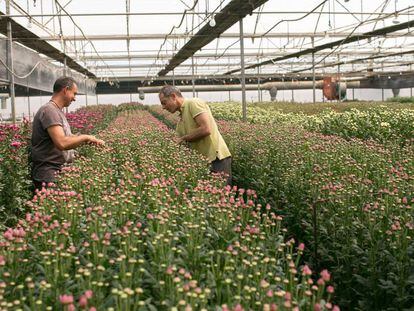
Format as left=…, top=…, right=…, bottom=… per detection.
left=159, top=85, right=232, bottom=185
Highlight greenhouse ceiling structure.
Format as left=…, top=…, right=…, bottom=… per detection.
left=1, top=0, right=414, bottom=102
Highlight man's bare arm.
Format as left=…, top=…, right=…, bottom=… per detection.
left=179, top=112, right=211, bottom=143
left=47, top=125, right=105, bottom=150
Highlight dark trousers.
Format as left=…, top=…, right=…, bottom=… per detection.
left=33, top=180, right=46, bottom=194
left=210, top=156, right=232, bottom=185
left=32, top=180, right=54, bottom=195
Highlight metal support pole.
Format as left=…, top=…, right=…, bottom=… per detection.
left=191, top=11, right=196, bottom=98
left=6, top=0, right=16, bottom=124
left=312, top=52, right=316, bottom=104
left=239, top=18, right=247, bottom=122
left=257, top=61, right=261, bottom=102
left=191, top=56, right=195, bottom=98
left=228, top=90, right=231, bottom=102
left=40, top=0, right=44, bottom=24
left=64, top=55, right=68, bottom=113
left=312, top=38, right=316, bottom=104
left=85, top=77, right=88, bottom=106
left=26, top=79, right=31, bottom=121
left=62, top=33, right=68, bottom=112
left=381, top=62, right=384, bottom=102
left=172, top=69, right=175, bottom=86
left=96, top=93, right=99, bottom=105
left=63, top=53, right=68, bottom=114
left=337, top=54, right=340, bottom=103
left=352, top=63, right=355, bottom=101
left=291, top=64, right=294, bottom=103
left=63, top=57, right=67, bottom=76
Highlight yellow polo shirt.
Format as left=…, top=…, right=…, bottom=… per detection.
left=176, top=98, right=231, bottom=163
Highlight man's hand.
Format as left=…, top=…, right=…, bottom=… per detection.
left=48, top=125, right=105, bottom=150
left=176, top=136, right=186, bottom=144
left=180, top=112, right=211, bottom=143
left=87, top=135, right=105, bottom=146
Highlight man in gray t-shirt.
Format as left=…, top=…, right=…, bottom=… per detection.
left=31, top=76, right=104, bottom=191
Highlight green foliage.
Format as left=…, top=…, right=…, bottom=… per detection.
left=0, top=122, right=32, bottom=230
left=305, top=107, right=414, bottom=146
left=0, top=103, right=144, bottom=229
left=210, top=100, right=414, bottom=115
left=146, top=105, right=180, bottom=130
left=111, top=102, right=414, bottom=309
left=0, top=111, right=336, bottom=310
left=210, top=102, right=414, bottom=147
left=221, top=122, right=414, bottom=310
left=387, top=96, right=414, bottom=104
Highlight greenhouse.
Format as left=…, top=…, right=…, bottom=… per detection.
left=0, top=0, right=413, bottom=310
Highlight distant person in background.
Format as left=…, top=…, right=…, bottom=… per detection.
left=30, top=76, right=104, bottom=191
left=159, top=85, right=232, bottom=185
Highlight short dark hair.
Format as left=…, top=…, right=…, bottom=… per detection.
left=159, top=85, right=182, bottom=98
left=53, top=76, right=77, bottom=93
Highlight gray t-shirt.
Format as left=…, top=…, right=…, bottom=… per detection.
left=31, top=101, right=74, bottom=182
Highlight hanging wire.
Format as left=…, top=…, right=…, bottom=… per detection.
left=370, top=0, right=391, bottom=30
left=146, top=0, right=227, bottom=78
left=54, top=0, right=119, bottom=82
left=290, top=5, right=414, bottom=74
left=334, top=0, right=362, bottom=22
left=216, top=0, right=328, bottom=70
left=0, top=57, right=43, bottom=79
left=252, top=3, right=265, bottom=44
left=307, top=1, right=408, bottom=70
left=146, top=0, right=200, bottom=77
left=261, top=0, right=329, bottom=38
left=9, top=0, right=58, bottom=36
left=313, top=1, right=327, bottom=34
left=222, top=0, right=411, bottom=76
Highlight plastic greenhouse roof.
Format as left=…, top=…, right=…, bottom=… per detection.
left=1, top=0, right=414, bottom=82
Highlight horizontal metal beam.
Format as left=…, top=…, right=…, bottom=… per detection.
left=138, top=84, right=262, bottom=93
left=0, top=11, right=96, bottom=78
left=157, top=0, right=269, bottom=77
left=291, top=47, right=414, bottom=74
left=4, top=11, right=411, bottom=17
left=36, top=31, right=413, bottom=41
left=225, top=17, right=414, bottom=75
left=134, top=78, right=414, bottom=93
left=92, top=59, right=412, bottom=70
left=74, top=49, right=414, bottom=61
left=96, top=74, right=313, bottom=82
left=0, top=38, right=96, bottom=95
left=95, top=71, right=374, bottom=83
left=95, top=72, right=414, bottom=94
left=135, top=80, right=361, bottom=93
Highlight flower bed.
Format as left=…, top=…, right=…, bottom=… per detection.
left=208, top=102, right=414, bottom=146
left=147, top=105, right=180, bottom=130
left=305, top=107, right=414, bottom=146
left=0, top=121, right=31, bottom=229
left=0, top=104, right=143, bottom=229
left=66, top=103, right=143, bottom=135
left=0, top=111, right=335, bottom=310
left=221, top=121, right=414, bottom=309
